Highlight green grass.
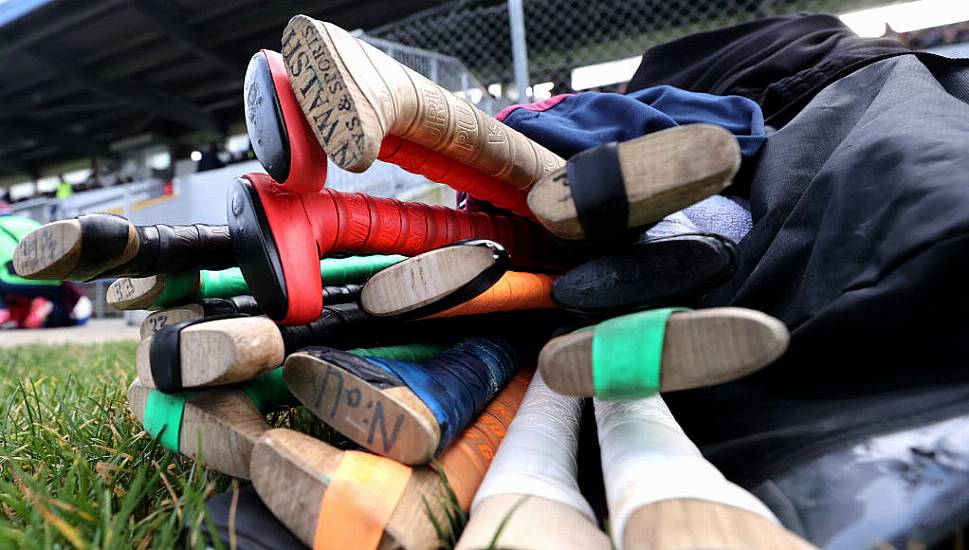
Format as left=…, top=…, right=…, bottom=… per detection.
left=0, top=343, right=467, bottom=550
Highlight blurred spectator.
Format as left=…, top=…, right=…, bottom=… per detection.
left=55, top=175, right=73, bottom=199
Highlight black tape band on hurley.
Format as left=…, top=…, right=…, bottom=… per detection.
left=149, top=313, right=247, bottom=393
left=76, top=215, right=132, bottom=279
left=566, top=142, right=629, bottom=240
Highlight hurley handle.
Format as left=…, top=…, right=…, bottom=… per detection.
left=102, top=223, right=234, bottom=278
left=278, top=303, right=373, bottom=353
left=306, top=189, right=563, bottom=272
left=426, top=272, right=557, bottom=319
left=379, top=136, right=532, bottom=217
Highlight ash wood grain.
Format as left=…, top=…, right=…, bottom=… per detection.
left=283, top=351, right=441, bottom=465
left=527, top=124, right=740, bottom=240
left=456, top=494, right=610, bottom=550
left=540, top=308, right=788, bottom=396
left=281, top=15, right=563, bottom=188
left=139, top=304, right=205, bottom=339
left=135, top=316, right=285, bottom=389
left=360, top=244, right=501, bottom=318
left=13, top=218, right=139, bottom=279
left=127, top=379, right=270, bottom=479
left=623, top=499, right=817, bottom=550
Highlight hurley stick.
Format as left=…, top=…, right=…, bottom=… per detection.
left=109, top=255, right=404, bottom=311
left=595, top=396, right=817, bottom=549
left=456, top=371, right=609, bottom=550
left=527, top=124, right=740, bottom=240
left=137, top=285, right=360, bottom=339
left=228, top=173, right=564, bottom=325
left=250, top=370, right=530, bottom=550
left=283, top=337, right=520, bottom=464
left=360, top=240, right=508, bottom=319
left=135, top=303, right=373, bottom=392
left=539, top=307, right=788, bottom=399
left=127, top=369, right=295, bottom=479
left=246, top=48, right=532, bottom=216
left=360, top=239, right=558, bottom=320
left=281, top=16, right=564, bottom=189
left=13, top=214, right=232, bottom=281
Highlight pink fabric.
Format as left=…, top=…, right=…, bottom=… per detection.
left=495, top=94, right=576, bottom=122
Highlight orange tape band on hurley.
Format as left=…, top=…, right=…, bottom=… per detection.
left=426, top=273, right=557, bottom=319
left=314, top=450, right=412, bottom=550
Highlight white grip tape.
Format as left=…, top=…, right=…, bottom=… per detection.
left=595, top=396, right=776, bottom=548
left=471, top=371, right=595, bottom=521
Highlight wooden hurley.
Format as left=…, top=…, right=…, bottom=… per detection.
left=358, top=240, right=555, bottom=320
left=456, top=371, right=609, bottom=550
left=135, top=304, right=376, bottom=392
left=283, top=337, right=521, bottom=465
left=136, top=286, right=359, bottom=339
left=127, top=374, right=290, bottom=479
left=527, top=124, right=740, bottom=240
left=110, top=255, right=403, bottom=311
left=595, top=396, right=817, bottom=550
left=281, top=16, right=563, bottom=190
left=250, top=370, right=531, bottom=550
left=539, top=307, right=788, bottom=398
left=12, top=214, right=232, bottom=281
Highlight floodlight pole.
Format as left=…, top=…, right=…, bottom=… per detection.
left=508, top=0, right=530, bottom=101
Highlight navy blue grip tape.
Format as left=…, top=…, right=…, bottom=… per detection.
left=361, top=338, right=518, bottom=454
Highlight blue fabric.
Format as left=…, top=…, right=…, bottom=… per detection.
left=501, top=86, right=765, bottom=159
left=360, top=338, right=518, bottom=455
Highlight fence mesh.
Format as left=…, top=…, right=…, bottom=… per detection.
left=370, top=0, right=895, bottom=99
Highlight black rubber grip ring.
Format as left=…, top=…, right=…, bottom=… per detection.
left=149, top=313, right=247, bottom=393
left=566, top=142, right=629, bottom=240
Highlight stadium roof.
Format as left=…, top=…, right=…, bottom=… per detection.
left=0, top=0, right=447, bottom=179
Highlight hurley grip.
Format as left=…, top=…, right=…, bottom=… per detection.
left=278, top=303, right=372, bottom=353
left=379, top=136, right=532, bottom=218
left=314, top=190, right=562, bottom=272
left=104, top=224, right=234, bottom=277
left=426, top=272, right=557, bottom=319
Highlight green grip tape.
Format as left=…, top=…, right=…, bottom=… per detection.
left=144, top=389, right=197, bottom=452
left=155, top=272, right=203, bottom=308
left=347, top=343, right=449, bottom=362
left=200, top=267, right=250, bottom=299
left=592, top=307, right=689, bottom=400
left=241, top=369, right=297, bottom=413
left=320, top=255, right=406, bottom=285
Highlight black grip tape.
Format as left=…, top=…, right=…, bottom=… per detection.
left=103, top=224, right=234, bottom=278
left=279, top=303, right=372, bottom=353
left=566, top=142, right=629, bottom=240
left=149, top=313, right=247, bottom=393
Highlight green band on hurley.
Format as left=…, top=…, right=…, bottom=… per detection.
left=241, top=368, right=296, bottom=413
left=155, top=272, right=202, bottom=308
left=144, top=389, right=196, bottom=452
left=200, top=267, right=250, bottom=299
left=592, top=307, right=689, bottom=400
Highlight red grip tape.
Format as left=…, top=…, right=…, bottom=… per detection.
left=379, top=136, right=533, bottom=218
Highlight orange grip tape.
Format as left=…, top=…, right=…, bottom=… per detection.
left=426, top=272, right=558, bottom=319
left=436, top=370, right=532, bottom=510
left=314, top=450, right=412, bottom=550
